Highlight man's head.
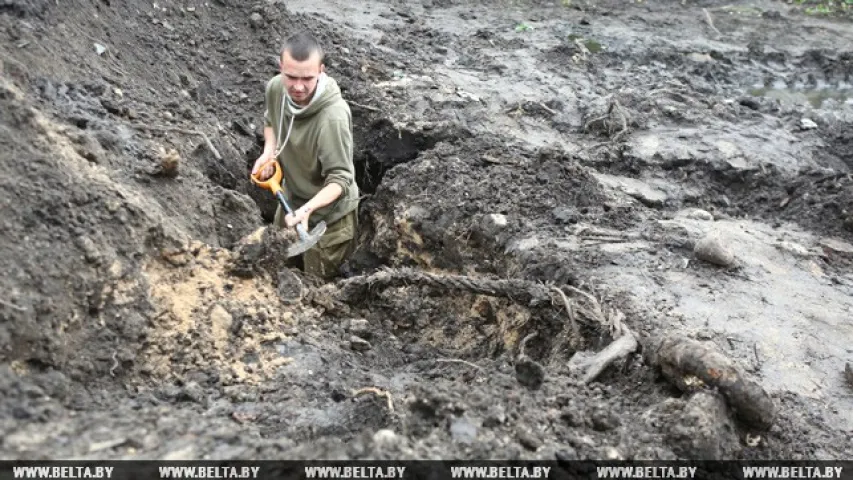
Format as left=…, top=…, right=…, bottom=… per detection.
left=280, top=32, right=325, bottom=107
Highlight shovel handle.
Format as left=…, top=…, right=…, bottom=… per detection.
left=250, top=159, right=283, bottom=195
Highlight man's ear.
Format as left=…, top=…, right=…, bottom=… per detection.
left=320, top=63, right=326, bottom=74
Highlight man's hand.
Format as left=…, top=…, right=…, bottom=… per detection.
left=285, top=205, right=312, bottom=230
left=251, top=150, right=276, bottom=181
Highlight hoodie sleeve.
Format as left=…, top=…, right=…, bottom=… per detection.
left=263, top=76, right=278, bottom=128
left=317, top=119, right=355, bottom=196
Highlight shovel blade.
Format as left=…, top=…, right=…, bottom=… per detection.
left=286, top=221, right=327, bottom=258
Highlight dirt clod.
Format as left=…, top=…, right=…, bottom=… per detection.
left=664, top=392, right=740, bottom=459
left=694, top=233, right=736, bottom=267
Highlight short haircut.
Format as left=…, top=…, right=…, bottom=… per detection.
left=281, top=32, right=324, bottom=63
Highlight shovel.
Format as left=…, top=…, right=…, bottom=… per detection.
left=251, top=159, right=327, bottom=258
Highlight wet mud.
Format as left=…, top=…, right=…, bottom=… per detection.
left=1, top=0, right=852, bottom=461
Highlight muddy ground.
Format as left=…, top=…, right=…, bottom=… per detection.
left=2, top=0, right=853, bottom=461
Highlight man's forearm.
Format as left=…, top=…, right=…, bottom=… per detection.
left=301, top=183, right=343, bottom=213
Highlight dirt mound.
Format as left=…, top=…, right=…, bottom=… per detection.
left=2, top=0, right=853, bottom=462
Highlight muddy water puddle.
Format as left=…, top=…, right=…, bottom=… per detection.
left=748, top=81, right=853, bottom=108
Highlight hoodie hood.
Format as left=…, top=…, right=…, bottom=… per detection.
left=284, top=73, right=342, bottom=119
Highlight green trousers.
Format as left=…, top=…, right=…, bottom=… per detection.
left=274, top=207, right=358, bottom=280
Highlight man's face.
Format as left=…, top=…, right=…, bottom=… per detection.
left=281, top=50, right=324, bottom=106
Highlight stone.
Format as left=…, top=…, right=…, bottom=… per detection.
left=594, top=174, right=668, bottom=207
left=450, top=417, right=478, bottom=444
left=799, top=118, right=818, bottom=130
left=819, top=237, right=853, bottom=257
left=516, top=428, right=542, bottom=451
left=481, top=213, right=508, bottom=237
left=552, top=207, right=579, bottom=224
left=590, top=408, right=621, bottom=431
left=249, top=12, right=264, bottom=28
left=515, top=357, right=545, bottom=389
left=560, top=408, right=586, bottom=427
left=684, top=209, right=714, bottom=221
left=349, top=336, right=372, bottom=352
left=157, top=147, right=180, bottom=177
left=665, top=391, right=740, bottom=459
left=347, top=318, right=372, bottom=339
left=483, top=405, right=507, bottom=428
left=694, top=233, right=736, bottom=267
left=372, top=429, right=400, bottom=449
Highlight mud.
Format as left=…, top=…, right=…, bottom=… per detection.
left=2, top=0, right=853, bottom=461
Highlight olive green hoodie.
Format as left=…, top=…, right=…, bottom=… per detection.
left=263, top=73, right=359, bottom=227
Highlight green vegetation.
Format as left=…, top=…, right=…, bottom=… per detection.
left=793, top=0, right=852, bottom=15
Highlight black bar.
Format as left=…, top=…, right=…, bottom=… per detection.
left=1, top=461, right=851, bottom=480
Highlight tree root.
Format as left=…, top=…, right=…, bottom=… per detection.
left=647, top=334, right=776, bottom=431
left=579, top=331, right=638, bottom=384
left=325, top=266, right=553, bottom=307
left=352, top=387, right=394, bottom=412
left=318, top=267, right=776, bottom=430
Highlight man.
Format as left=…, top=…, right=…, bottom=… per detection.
left=251, top=32, right=359, bottom=280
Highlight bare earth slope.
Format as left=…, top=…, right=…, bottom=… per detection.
left=1, top=0, right=852, bottom=460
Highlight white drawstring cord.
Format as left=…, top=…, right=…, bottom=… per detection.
left=274, top=88, right=295, bottom=159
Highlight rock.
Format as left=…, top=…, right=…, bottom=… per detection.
left=249, top=12, right=263, bottom=28
left=515, top=357, right=545, bottom=389
left=819, top=237, right=853, bottom=257
left=449, top=417, right=478, bottom=444
left=799, top=118, right=818, bottom=130
left=602, top=446, right=625, bottom=460
left=156, top=147, right=180, bottom=177
left=277, top=269, right=303, bottom=303
left=161, top=443, right=196, bottom=460
left=483, top=405, right=506, bottom=427
left=2, top=57, right=30, bottom=86
left=664, top=391, right=740, bottom=459
left=683, top=209, right=714, bottom=221
left=481, top=213, right=508, bottom=237
left=372, top=429, right=400, bottom=449
left=739, top=97, right=761, bottom=110
left=560, top=408, right=585, bottom=427
left=552, top=207, right=579, bottom=224
left=594, top=173, right=668, bottom=207
left=516, top=428, right=542, bottom=451
left=845, top=363, right=852, bottom=389
left=179, top=381, right=206, bottom=405
left=694, top=233, right=736, bottom=267
left=590, top=408, right=621, bottom=431
left=209, top=305, right=233, bottom=345
left=506, top=236, right=540, bottom=255
left=74, top=235, right=102, bottom=264
left=347, top=318, right=372, bottom=339
left=349, top=336, right=372, bottom=352
left=88, top=437, right=128, bottom=453
left=555, top=447, right=579, bottom=461
left=687, top=52, right=714, bottom=63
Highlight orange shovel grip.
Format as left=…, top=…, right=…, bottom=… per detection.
left=250, top=159, right=283, bottom=195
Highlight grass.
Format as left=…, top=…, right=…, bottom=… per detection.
left=793, top=0, right=852, bottom=15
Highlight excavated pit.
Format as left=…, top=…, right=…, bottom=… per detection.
left=2, top=0, right=853, bottom=462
